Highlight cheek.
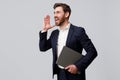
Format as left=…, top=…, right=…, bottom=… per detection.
left=59, top=16, right=65, bottom=21
left=57, top=14, right=62, bottom=18
left=58, top=13, right=64, bottom=18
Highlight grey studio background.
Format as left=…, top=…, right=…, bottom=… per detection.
left=0, top=0, right=120, bottom=80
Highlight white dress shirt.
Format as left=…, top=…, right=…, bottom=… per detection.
left=57, top=23, right=70, bottom=68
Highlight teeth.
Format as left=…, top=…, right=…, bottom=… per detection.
left=55, top=18, right=59, bottom=21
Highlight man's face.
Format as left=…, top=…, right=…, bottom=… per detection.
left=54, top=7, right=66, bottom=26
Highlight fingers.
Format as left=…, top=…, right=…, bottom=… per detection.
left=65, top=65, right=78, bottom=74
left=44, top=15, right=50, bottom=25
left=46, top=15, right=50, bottom=19
left=44, top=15, right=50, bottom=20
left=42, top=15, right=55, bottom=31
left=65, top=65, right=72, bottom=73
left=65, top=65, right=70, bottom=70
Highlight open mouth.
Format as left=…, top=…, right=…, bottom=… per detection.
left=55, top=18, right=59, bottom=22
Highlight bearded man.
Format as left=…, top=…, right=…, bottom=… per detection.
left=39, top=3, right=97, bottom=80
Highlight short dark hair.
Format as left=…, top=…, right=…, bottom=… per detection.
left=53, top=3, right=71, bottom=18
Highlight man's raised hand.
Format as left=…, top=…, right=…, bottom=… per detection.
left=42, top=15, right=54, bottom=32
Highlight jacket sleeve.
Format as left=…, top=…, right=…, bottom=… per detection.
left=39, top=31, right=51, bottom=51
left=74, top=28, right=98, bottom=72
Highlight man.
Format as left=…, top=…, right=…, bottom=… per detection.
left=39, top=3, right=97, bottom=80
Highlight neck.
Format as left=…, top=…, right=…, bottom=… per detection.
left=59, top=20, right=69, bottom=30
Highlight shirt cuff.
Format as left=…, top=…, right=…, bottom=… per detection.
left=41, top=30, right=47, bottom=33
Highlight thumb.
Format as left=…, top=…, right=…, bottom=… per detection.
left=49, top=25, right=55, bottom=29
left=51, top=25, right=55, bottom=28
left=65, top=65, right=70, bottom=70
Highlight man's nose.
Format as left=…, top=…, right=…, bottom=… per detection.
left=54, top=13, right=58, bottom=17
left=54, top=15, right=56, bottom=18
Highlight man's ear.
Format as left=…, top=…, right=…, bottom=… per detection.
left=65, top=12, right=69, bottom=18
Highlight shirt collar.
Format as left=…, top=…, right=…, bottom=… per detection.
left=58, top=23, right=70, bottom=31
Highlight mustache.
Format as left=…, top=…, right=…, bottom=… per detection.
left=54, top=17, right=59, bottom=19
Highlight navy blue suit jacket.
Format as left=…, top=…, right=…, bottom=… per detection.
left=39, top=24, right=97, bottom=79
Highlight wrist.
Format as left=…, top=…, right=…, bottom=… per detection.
left=41, top=29, right=47, bottom=33
left=42, top=27, right=48, bottom=32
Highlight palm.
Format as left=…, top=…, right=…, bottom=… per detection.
left=43, top=15, right=53, bottom=30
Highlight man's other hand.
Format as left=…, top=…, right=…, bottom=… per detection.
left=65, top=64, right=78, bottom=74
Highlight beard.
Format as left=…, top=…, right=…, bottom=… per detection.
left=54, top=16, right=66, bottom=26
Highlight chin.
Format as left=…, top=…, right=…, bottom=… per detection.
left=55, top=23, right=60, bottom=26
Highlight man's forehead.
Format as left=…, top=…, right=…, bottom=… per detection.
left=54, top=6, right=63, bottom=12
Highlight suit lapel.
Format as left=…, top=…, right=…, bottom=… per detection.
left=52, top=30, right=59, bottom=59
left=66, top=24, right=74, bottom=47
left=53, top=29, right=59, bottom=47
